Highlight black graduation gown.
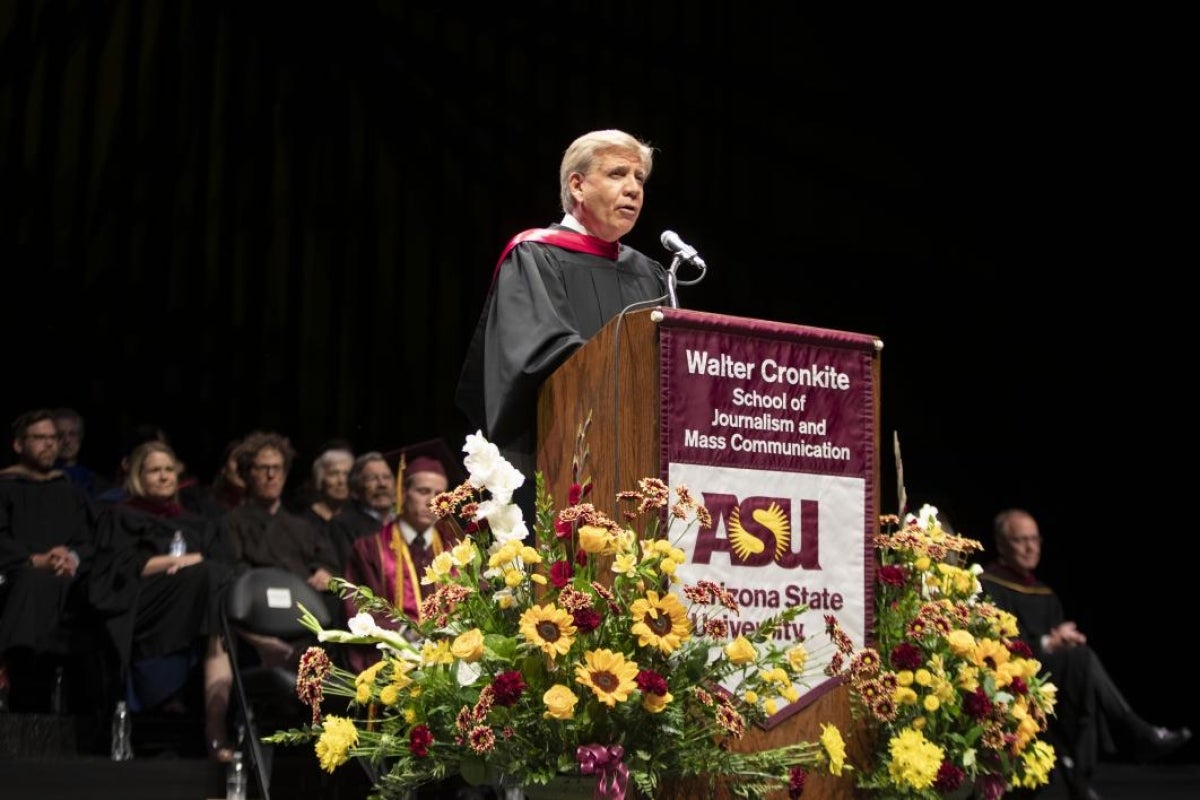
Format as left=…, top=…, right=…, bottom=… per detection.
left=0, top=471, right=97, bottom=655
left=455, top=225, right=668, bottom=479
left=89, top=502, right=233, bottom=669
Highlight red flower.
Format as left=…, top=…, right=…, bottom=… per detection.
left=963, top=687, right=993, bottom=720
left=788, top=766, right=807, bottom=799
left=572, top=608, right=602, bottom=633
left=410, top=724, right=434, bottom=757
left=1005, top=638, right=1033, bottom=659
left=890, top=641, right=922, bottom=671
left=877, top=564, right=906, bottom=586
left=635, top=669, right=668, bottom=696
left=933, top=761, right=965, bottom=792
left=568, top=482, right=583, bottom=505
left=491, top=671, right=526, bottom=707
left=1009, top=675, right=1028, bottom=695
left=554, top=517, right=572, bottom=539
left=550, top=560, right=574, bottom=588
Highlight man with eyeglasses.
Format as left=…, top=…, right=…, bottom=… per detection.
left=324, top=452, right=397, bottom=574
left=981, top=509, right=1191, bottom=800
left=0, top=408, right=99, bottom=712
left=219, top=431, right=342, bottom=666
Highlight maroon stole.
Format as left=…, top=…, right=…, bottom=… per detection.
left=490, top=228, right=619, bottom=284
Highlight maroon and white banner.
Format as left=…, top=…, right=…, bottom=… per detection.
left=657, top=308, right=878, bottom=727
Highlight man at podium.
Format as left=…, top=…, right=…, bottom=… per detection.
left=456, top=128, right=669, bottom=515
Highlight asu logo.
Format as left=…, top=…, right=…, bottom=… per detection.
left=693, top=494, right=820, bottom=569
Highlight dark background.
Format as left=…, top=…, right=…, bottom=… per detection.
left=2, top=3, right=1193, bottom=748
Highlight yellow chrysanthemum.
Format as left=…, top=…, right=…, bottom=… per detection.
left=379, top=684, right=400, bottom=706
left=315, top=715, right=358, bottom=773
left=450, top=540, right=477, bottom=565
left=629, top=591, right=692, bottom=653
left=820, top=723, right=847, bottom=776
left=519, top=603, right=577, bottom=658
left=575, top=648, right=639, bottom=707
left=886, top=727, right=943, bottom=790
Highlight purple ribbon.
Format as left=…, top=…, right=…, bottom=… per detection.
left=576, top=744, right=629, bottom=800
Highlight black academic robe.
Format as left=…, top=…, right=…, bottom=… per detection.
left=455, top=225, right=668, bottom=479
left=89, top=501, right=233, bottom=669
left=221, top=501, right=343, bottom=624
left=0, top=471, right=97, bottom=655
left=979, top=559, right=1132, bottom=786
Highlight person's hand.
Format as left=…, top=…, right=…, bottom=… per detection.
left=1045, top=621, right=1086, bottom=652
left=308, top=568, right=333, bottom=592
left=33, top=546, right=78, bottom=577
left=166, top=552, right=204, bottom=574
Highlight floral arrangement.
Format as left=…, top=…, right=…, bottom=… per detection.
left=831, top=504, right=1057, bottom=800
left=266, top=427, right=849, bottom=799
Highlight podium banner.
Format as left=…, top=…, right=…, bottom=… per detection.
left=657, top=308, right=879, bottom=727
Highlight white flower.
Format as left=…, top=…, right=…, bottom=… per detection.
left=904, top=503, right=940, bottom=531
left=475, top=498, right=528, bottom=543
left=347, top=612, right=384, bottom=638
left=463, top=431, right=525, bottom=498
left=456, top=660, right=482, bottom=686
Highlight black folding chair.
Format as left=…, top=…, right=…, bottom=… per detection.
left=221, top=567, right=332, bottom=800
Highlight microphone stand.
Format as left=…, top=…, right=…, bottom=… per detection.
left=666, top=255, right=683, bottom=308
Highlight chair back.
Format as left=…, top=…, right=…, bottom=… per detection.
left=225, top=567, right=332, bottom=636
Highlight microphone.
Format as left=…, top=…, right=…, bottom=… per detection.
left=660, top=230, right=706, bottom=269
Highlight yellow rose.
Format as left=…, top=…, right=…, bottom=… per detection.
left=451, top=628, right=484, bottom=662
left=787, top=644, right=808, bottom=672
left=543, top=684, right=579, bottom=720
left=578, top=525, right=611, bottom=554
left=642, top=690, right=673, bottom=713
left=724, top=636, right=757, bottom=665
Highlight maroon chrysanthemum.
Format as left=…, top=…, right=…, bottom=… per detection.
left=963, top=686, right=993, bottom=720
left=410, top=724, right=434, bottom=757
left=1009, top=675, right=1028, bottom=695
left=932, top=761, right=965, bottom=792
left=878, top=564, right=907, bottom=586
left=890, top=641, right=923, bottom=671
left=492, top=671, right=526, bottom=707
left=572, top=608, right=602, bottom=633
left=1006, top=639, right=1034, bottom=659
left=635, top=669, right=668, bottom=696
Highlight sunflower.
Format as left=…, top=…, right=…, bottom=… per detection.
left=575, top=648, right=639, bottom=707
left=519, top=603, right=578, bottom=658
left=629, top=590, right=692, bottom=654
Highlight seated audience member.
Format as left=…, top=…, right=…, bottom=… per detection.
left=341, top=441, right=462, bottom=672
left=0, top=409, right=99, bottom=713
left=89, top=440, right=236, bottom=762
left=981, top=509, right=1192, bottom=800
left=202, top=437, right=247, bottom=516
left=296, top=444, right=355, bottom=530
left=52, top=407, right=109, bottom=499
left=220, top=431, right=341, bottom=665
left=96, top=422, right=173, bottom=505
left=326, top=452, right=397, bottom=572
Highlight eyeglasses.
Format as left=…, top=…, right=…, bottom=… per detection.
left=250, top=464, right=285, bottom=475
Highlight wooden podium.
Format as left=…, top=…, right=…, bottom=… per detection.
left=537, top=306, right=882, bottom=799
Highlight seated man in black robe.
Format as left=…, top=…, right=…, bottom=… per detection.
left=980, top=508, right=1192, bottom=800
left=325, top=451, right=396, bottom=572
left=0, top=408, right=99, bottom=713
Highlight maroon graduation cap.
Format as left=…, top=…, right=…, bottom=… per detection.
left=382, top=438, right=467, bottom=514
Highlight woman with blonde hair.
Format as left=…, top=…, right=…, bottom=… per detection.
left=90, top=440, right=237, bottom=761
